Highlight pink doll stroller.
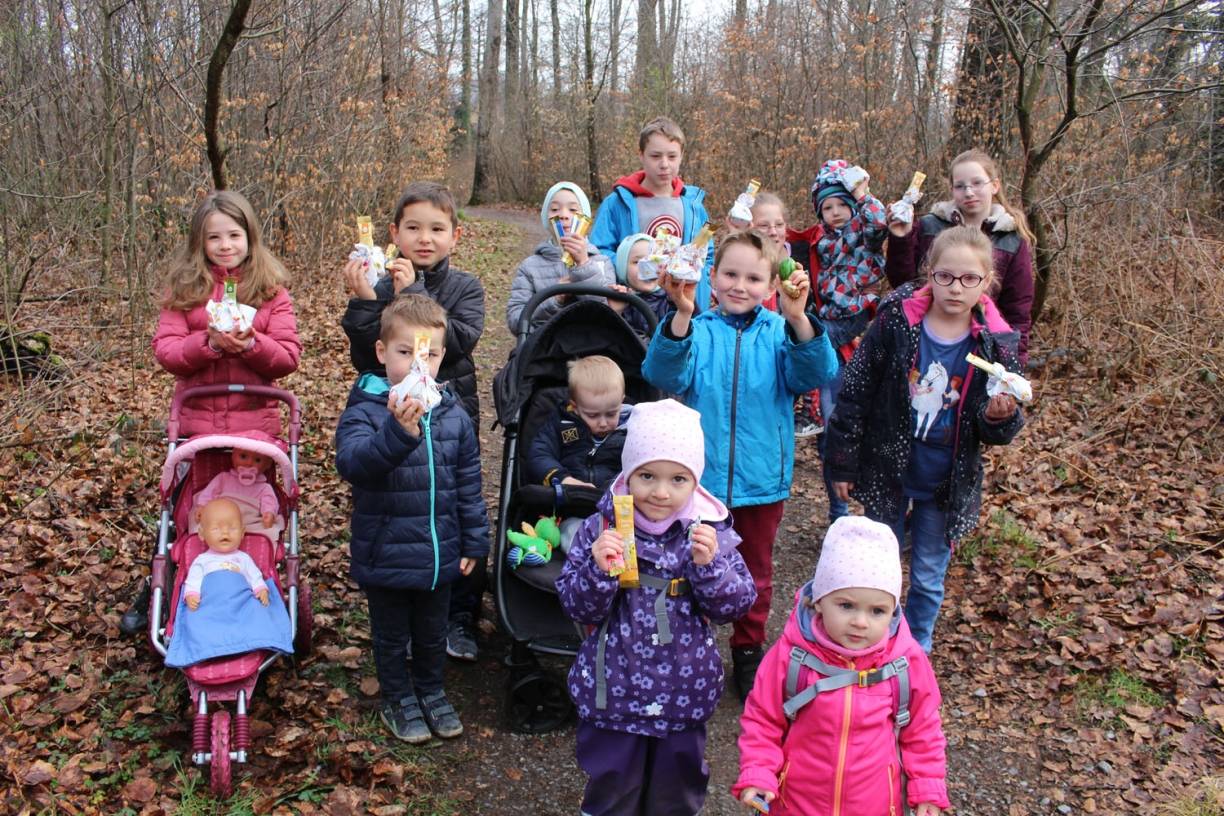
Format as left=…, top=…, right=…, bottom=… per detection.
left=146, top=384, right=311, bottom=797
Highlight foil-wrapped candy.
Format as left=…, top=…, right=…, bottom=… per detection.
left=349, top=243, right=388, bottom=289
left=889, top=171, right=927, bottom=226
left=205, top=299, right=257, bottom=334
left=727, top=179, right=761, bottom=228
left=390, top=331, right=443, bottom=411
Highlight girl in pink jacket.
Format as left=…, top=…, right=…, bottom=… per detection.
left=152, top=191, right=301, bottom=439
left=733, top=517, right=949, bottom=815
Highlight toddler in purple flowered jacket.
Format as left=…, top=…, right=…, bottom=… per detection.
left=557, top=399, right=757, bottom=815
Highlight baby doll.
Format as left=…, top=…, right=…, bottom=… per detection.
left=185, top=498, right=269, bottom=611
left=193, top=446, right=281, bottom=535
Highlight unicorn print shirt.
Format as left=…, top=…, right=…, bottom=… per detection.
left=904, top=319, right=973, bottom=499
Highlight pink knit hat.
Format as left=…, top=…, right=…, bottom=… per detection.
left=619, top=399, right=705, bottom=482
left=809, top=516, right=903, bottom=604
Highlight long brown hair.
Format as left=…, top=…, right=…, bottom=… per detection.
left=160, top=190, right=288, bottom=310
left=949, top=149, right=1035, bottom=246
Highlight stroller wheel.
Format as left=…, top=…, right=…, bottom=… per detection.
left=293, top=578, right=313, bottom=657
left=505, top=671, right=572, bottom=734
left=210, top=710, right=232, bottom=798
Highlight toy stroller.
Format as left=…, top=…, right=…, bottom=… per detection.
left=145, top=384, right=312, bottom=796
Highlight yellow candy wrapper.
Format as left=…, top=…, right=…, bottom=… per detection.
left=608, top=495, right=640, bottom=588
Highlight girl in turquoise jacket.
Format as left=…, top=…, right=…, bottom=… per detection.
left=642, top=229, right=837, bottom=701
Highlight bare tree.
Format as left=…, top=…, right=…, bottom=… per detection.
left=204, top=0, right=254, bottom=190
left=472, top=0, right=504, bottom=204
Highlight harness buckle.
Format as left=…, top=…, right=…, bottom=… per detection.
left=668, top=578, right=687, bottom=596
left=858, top=670, right=871, bottom=687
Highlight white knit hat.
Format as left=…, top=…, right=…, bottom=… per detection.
left=809, top=516, right=903, bottom=604
left=619, top=399, right=705, bottom=482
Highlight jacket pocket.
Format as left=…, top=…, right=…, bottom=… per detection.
left=367, top=515, right=390, bottom=565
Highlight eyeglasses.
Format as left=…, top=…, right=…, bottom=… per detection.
left=931, top=270, right=984, bottom=288
left=952, top=180, right=993, bottom=193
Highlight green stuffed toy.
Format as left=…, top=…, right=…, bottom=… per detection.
left=507, top=516, right=561, bottom=568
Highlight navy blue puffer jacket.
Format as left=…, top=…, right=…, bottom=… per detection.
left=335, top=374, right=490, bottom=590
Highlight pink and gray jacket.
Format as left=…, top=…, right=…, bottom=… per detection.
left=733, top=588, right=949, bottom=815
left=153, top=266, right=301, bottom=439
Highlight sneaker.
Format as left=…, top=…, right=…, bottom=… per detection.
left=732, top=646, right=765, bottom=702
left=795, top=419, right=823, bottom=439
left=380, top=696, right=431, bottom=744
left=419, top=690, right=464, bottom=738
left=118, top=578, right=150, bottom=636
left=446, top=615, right=478, bottom=662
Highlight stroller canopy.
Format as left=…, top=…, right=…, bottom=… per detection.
left=159, top=430, right=296, bottom=499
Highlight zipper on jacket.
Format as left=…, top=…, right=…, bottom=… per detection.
left=726, top=326, right=744, bottom=506
left=888, top=763, right=897, bottom=816
left=832, top=658, right=855, bottom=816
left=424, top=412, right=440, bottom=590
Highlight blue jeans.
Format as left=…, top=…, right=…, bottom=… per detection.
left=880, top=498, right=950, bottom=652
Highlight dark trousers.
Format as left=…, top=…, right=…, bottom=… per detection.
left=447, top=556, right=487, bottom=621
left=365, top=583, right=451, bottom=704
left=576, top=722, right=709, bottom=816
left=728, top=501, right=786, bottom=649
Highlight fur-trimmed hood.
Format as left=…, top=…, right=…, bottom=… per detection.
left=929, top=201, right=1017, bottom=233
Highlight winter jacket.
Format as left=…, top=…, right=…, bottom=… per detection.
left=334, top=375, right=490, bottom=591
left=505, top=241, right=615, bottom=334
left=786, top=196, right=887, bottom=321
left=589, top=171, right=716, bottom=312
left=824, top=282, right=1025, bottom=542
left=153, top=267, right=301, bottom=439
left=642, top=307, right=838, bottom=508
left=733, top=588, right=949, bottom=814
left=524, top=402, right=631, bottom=490
left=885, top=201, right=1035, bottom=365
left=556, top=488, right=756, bottom=737
left=621, top=287, right=673, bottom=338
left=340, top=257, right=485, bottom=422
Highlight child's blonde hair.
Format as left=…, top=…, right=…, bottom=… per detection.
left=567, top=355, right=625, bottom=397
left=161, top=191, right=287, bottom=310
left=949, top=149, right=1035, bottom=246
left=713, top=229, right=778, bottom=280
left=922, top=226, right=996, bottom=291
left=750, top=191, right=787, bottom=219
left=638, top=117, right=685, bottom=151
left=380, top=293, right=448, bottom=342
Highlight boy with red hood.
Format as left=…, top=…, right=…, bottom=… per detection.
left=589, top=116, right=715, bottom=311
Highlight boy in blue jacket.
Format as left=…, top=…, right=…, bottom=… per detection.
left=335, top=294, right=490, bottom=744
left=643, top=230, right=838, bottom=701
left=589, top=116, right=716, bottom=311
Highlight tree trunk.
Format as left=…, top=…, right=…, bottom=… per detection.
left=204, top=0, right=253, bottom=190
left=99, top=4, right=119, bottom=285
left=459, top=0, right=472, bottom=138
left=471, top=0, right=504, bottom=205
left=919, top=0, right=945, bottom=158
left=505, top=0, right=519, bottom=104
left=550, top=0, right=561, bottom=99
left=583, top=0, right=601, bottom=200
left=608, top=0, right=623, bottom=95
left=948, top=0, right=1014, bottom=156
left=634, top=0, right=658, bottom=91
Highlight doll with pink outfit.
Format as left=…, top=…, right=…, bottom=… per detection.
left=192, top=445, right=284, bottom=542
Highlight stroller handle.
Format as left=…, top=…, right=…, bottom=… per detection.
left=167, top=384, right=302, bottom=444
left=516, top=283, right=659, bottom=339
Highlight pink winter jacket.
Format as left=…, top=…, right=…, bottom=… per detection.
left=733, top=594, right=949, bottom=815
left=153, top=267, right=301, bottom=439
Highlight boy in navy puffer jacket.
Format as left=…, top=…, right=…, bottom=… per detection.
left=335, top=295, right=489, bottom=744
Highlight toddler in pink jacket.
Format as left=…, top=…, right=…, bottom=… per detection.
left=733, top=516, right=949, bottom=815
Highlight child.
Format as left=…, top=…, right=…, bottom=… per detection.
left=826, top=226, right=1025, bottom=651
left=610, top=233, right=672, bottom=336
left=335, top=294, right=490, bottom=743
left=341, top=181, right=486, bottom=423
left=184, top=499, right=270, bottom=611
left=525, top=355, right=631, bottom=492
left=505, top=181, right=615, bottom=333
left=589, top=117, right=715, bottom=312
left=556, top=399, right=757, bottom=815
left=152, top=190, right=302, bottom=439
left=733, top=516, right=949, bottom=815
left=643, top=230, right=838, bottom=700
left=340, top=180, right=487, bottom=661
left=886, top=148, right=1035, bottom=365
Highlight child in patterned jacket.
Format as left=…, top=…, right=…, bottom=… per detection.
left=557, top=399, right=757, bottom=816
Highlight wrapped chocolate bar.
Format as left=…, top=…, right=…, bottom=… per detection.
left=205, top=298, right=257, bottom=333
left=636, top=226, right=682, bottom=283
left=348, top=216, right=388, bottom=288
left=727, top=178, right=761, bottom=228
left=550, top=213, right=594, bottom=268
left=965, top=352, right=1034, bottom=403
left=607, top=495, right=640, bottom=588
left=888, top=171, right=927, bottom=225
left=390, top=331, right=443, bottom=411
left=667, top=223, right=716, bottom=283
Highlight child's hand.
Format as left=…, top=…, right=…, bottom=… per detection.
left=739, top=788, right=775, bottom=811
left=207, top=326, right=247, bottom=354
left=592, top=529, right=624, bottom=574
left=559, top=234, right=589, bottom=267
left=388, top=258, right=416, bottom=292
left=660, top=271, right=696, bottom=316
left=261, top=511, right=276, bottom=527
left=852, top=178, right=870, bottom=201
left=343, top=257, right=377, bottom=300
left=561, top=476, right=596, bottom=488
left=831, top=481, right=854, bottom=502
left=915, top=804, right=942, bottom=816
left=777, top=268, right=810, bottom=319
left=984, top=393, right=1018, bottom=422
left=255, top=588, right=269, bottom=606
left=459, top=557, right=476, bottom=576
left=887, top=211, right=914, bottom=238
left=606, top=284, right=630, bottom=313
left=690, top=523, right=717, bottom=566
left=186, top=594, right=201, bottom=611
left=388, top=392, right=426, bottom=437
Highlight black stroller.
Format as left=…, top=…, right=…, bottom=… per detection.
left=492, top=285, right=659, bottom=732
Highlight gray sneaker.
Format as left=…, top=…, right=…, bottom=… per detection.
left=445, top=616, right=478, bottom=662
left=419, top=690, right=463, bottom=739
left=794, top=419, right=823, bottom=439
left=380, top=696, right=431, bottom=744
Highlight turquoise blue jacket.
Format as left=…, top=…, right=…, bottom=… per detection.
left=590, top=174, right=716, bottom=311
left=642, top=307, right=838, bottom=508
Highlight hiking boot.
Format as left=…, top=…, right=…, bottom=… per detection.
left=419, top=690, right=463, bottom=739
left=732, top=646, right=765, bottom=702
left=380, top=696, right=431, bottom=744
left=446, top=615, right=478, bottom=662
left=118, top=578, right=151, bottom=636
